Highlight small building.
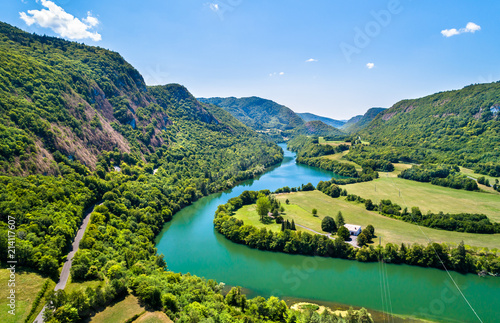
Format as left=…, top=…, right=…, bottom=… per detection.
left=344, top=224, right=362, bottom=236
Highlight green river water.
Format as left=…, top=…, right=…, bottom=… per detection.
left=156, top=144, right=499, bottom=322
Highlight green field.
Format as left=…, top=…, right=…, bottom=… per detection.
left=89, top=294, right=144, bottom=323
left=274, top=190, right=500, bottom=250
left=318, top=137, right=350, bottom=146
left=460, top=167, right=500, bottom=183
left=135, top=311, right=173, bottom=323
left=321, top=151, right=362, bottom=171
left=233, top=204, right=307, bottom=233
left=0, top=269, right=53, bottom=323
left=344, top=176, right=500, bottom=221
left=65, top=278, right=103, bottom=294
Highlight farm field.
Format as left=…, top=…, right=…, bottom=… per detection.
left=134, top=311, right=174, bottom=323
left=232, top=190, right=500, bottom=250
left=89, top=294, right=144, bottom=323
left=344, top=176, right=500, bottom=221
left=0, top=269, right=53, bottom=323
left=276, top=190, right=500, bottom=250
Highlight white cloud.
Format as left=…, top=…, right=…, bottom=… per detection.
left=209, top=3, right=219, bottom=12
left=19, top=0, right=101, bottom=41
left=441, top=22, right=481, bottom=37
left=279, top=72, right=285, bottom=75
left=366, top=62, right=375, bottom=69
left=269, top=72, right=285, bottom=77
left=305, top=58, right=318, bottom=62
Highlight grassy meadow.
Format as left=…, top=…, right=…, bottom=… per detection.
left=89, top=294, right=145, bottom=323
left=277, top=190, right=500, bottom=250
left=234, top=187, right=500, bottom=251
left=0, top=269, right=54, bottom=323
left=344, top=176, right=500, bottom=221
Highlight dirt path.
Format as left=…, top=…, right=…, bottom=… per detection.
left=33, top=203, right=98, bottom=323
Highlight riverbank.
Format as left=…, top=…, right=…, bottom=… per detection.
left=157, top=144, right=500, bottom=323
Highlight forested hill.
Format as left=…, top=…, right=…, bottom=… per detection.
left=356, top=82, right=500, bottom=172
left=296, top=112, right=346, bottom=128
left=198, top=96, right=304, bottom=131
left=292, top=120, right=345, bottom=137
left=341, top=107, right=385, bottom=133
left=0, top=22, right=279, bottom=176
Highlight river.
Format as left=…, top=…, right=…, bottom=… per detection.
left=156, top=144, right=500, bottom=322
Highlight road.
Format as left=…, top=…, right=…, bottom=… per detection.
left=33, top=203, right=98, bottom=323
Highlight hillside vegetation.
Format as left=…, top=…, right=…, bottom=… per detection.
left=198, top=96, right=304, bottom=131
left=297, top=112, right=346, bottom=128
left=341, top=107, right=386, bottom=133
left=354, top=83, right=500, bottom=175
left=0, top=21, right=318, bottom=323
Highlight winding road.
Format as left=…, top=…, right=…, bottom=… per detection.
left=33, top=203, right=98, bottom=323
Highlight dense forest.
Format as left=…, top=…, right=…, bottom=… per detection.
left=214, top=189, right=500, bottom=275
left=340, top=108, right=386, bottom=133
left=353, top=82, right=500, bottom=175
left=199, top=97, right=345, bottom=141
left=198, top=96, right=305, bottom=131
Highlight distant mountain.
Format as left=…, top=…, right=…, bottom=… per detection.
left=198, top=96, right=304, bottom=131
left=292, top=120, right=344, bottom=137
left=341, top=115, right=362, bottom=129
left=341, top=108, right=386, bottom=133
left=296, top=112, right=346, bottom=128
left=357, top=82, right=500, bottom=168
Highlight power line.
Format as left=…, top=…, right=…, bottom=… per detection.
left=388, top=178, right=483, bottom=323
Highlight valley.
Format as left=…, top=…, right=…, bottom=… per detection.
left=0, top=11, right=499, bottom=323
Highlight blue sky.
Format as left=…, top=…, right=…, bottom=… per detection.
left=2, top=0, right=500, bottom=119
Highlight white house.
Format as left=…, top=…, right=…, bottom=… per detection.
left=344, top=224, right=362, bottom=236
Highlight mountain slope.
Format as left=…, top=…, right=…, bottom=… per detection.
left=198, top=96, right=304, bottom=131
left=341, top=108, right=386, bottom=133
left=291, top=120, right=345, bottom=137
left=356, top=83, right=500, bottom=171
left=297, top=112, right=346, bottom=128
left=0, top=22, right=280, bottom=176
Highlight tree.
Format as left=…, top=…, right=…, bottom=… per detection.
left=335, top=211, right=345, bottom=227
left=291, top=219, right=296, bottom=231
left=256, top=196, right=271, bottom=221
left=357, top=232, right=368, bottom=247
left=365, top=199, right=374, bottom=211
left=285, top=199, right=289, bottom=205
left=337, top=226, right=350, bottom=241
left=312, top=208, right=318, bottom=216
left=365, top=224, right=375, bottom=239
left=321, top=216, right=337, bottom=233
left=280, top=206, right=285, bottom=212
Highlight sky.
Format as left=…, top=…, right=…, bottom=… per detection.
left=2, top=0, right=500, bottom=119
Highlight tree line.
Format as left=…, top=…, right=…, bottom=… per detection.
left=399, top=164, right=478, bottom=191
